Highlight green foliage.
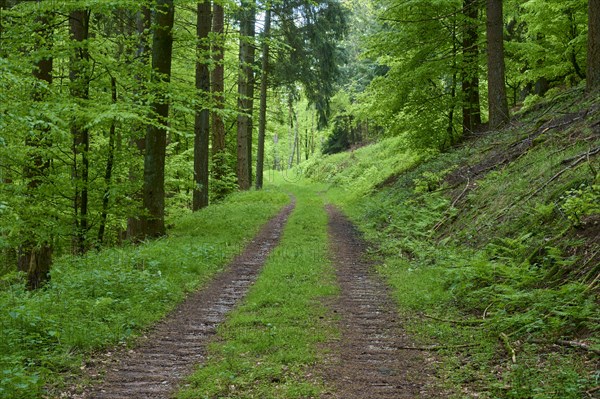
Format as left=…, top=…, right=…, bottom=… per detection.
left=313, top=94, right=599, bottom=397
left=561, top=181, right=600, bottom=226
left=0, top=190, right=288, bottom=398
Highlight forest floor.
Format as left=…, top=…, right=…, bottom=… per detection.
left=63, top=199, right=297, bottom=398
left=60, top=193, right=444, bottom=399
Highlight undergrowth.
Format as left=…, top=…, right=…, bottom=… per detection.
left=0, top=189, right=289, bottom=399
left=315, top=89, right=600, bottom=398
left=178, top=183, right=337, bottom=399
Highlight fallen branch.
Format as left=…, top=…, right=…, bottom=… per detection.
left=559, top=146, right=600, bottom=165
left=433, top=178, right=471, bottom=231
left=500, top=333, right=517, bottom=363
left=529, top=338, right=600, bottom=355
left=525, top=149, right=594, bottom=202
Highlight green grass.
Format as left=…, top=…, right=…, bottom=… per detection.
left=178, top=182, right=337, bottom=399
left=308, top=93, right=600, bottom=398
left=0, top=189, right=289, bottom=399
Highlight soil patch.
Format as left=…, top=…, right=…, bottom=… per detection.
left=322, top=205, right=446, bottom=399
left=63, top=200, right=295, bottom=399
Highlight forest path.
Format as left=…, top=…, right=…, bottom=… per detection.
left=322, top=205, right=444, bottom=399
left=71, top=199, right=295, bottom=399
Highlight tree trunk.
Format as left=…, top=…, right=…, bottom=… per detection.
left=588, top=0, right=600, bottom=92
left=69, top=9, right=91, bottom=254
left=193, top=0, right=211, bottom=210
left=127, top=5, right=151, bottom=241
left=236, top=0, right=255, bottom=190
left=98, top=77, right=117, bottom=246
left=18, top=7, right=53, bottom=290
left=143, top=0, right=174, bottom=238
left=211, top=2, right=226, bottom=157
left=462, top=0, right=482, bottom=134
left=486, top=0, right=509, bottom=129
left=255, top=3, right=271, bottom=190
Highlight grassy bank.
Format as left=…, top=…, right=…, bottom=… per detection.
left=308, top=90, right=599, bottom=398
left=178, top=183, right=337, bottom=399
left=0, top=189, right=289, bottom=399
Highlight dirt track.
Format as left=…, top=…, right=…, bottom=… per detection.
left=66, top=200, right=295, bottom=399
left=323, top=205, right=443, bottom=399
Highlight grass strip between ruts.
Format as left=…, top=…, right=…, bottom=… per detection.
left=178, top=184, right=338, bottom=399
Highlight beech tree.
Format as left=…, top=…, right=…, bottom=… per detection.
left=462, top=0, right=481, bottom=134
left=193, top=0, right=211, bottom=210
left=236, top=0, right=256, bottom=190
left=255, top=1, right=271, bottom=190
left=69, top=9, right=91, bottom=253
left=143, top=0, right=175, bottom=238
left=486, top=0, right=509, bottom=129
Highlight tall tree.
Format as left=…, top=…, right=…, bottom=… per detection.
left=127, top=5, right=152, bottom=241
left=143, top=0, right=174, bottom=238
left=18, top=4, right=53, bottom=289
left=193, top=0, right=211, bottom=210
left=236, top=0, right=256, bottom=190
left=69, top=9, right=91, bottom=254
left=588, top=0, right=600, bottom=92
left=462, top=0, right=481, bottom=134
left=486, top=0, right=509, bottom=129
left=255, top=2, right=271, bottom=190
left=211, top=1, right=226, bottom=157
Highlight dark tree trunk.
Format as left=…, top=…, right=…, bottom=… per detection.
left=236, top=0, right=255, bottom=190
left=69, top=9, right=91, bottom=254
left=211, top=2, right=226, bottom=157
left=255, top=3, right=271, bottom=190
left=486, top=0, right=509, bottom=129
left=193, top=0, right=211, bottom=210
left=588, top=0, right=600, bottom=92
left=18, top=7, right=53, bottom=290
left=98, top=77, right=117, bottom=246
left=462, top=0, right=482, bottom=135
left=127, top=5, right=151, bottom=241
left=143, top=0, right=174, bottom=238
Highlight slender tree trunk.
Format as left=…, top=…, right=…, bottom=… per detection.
left=98, top=77, right=118, bottom=246
left=211, top=2, right=226, bottom=156
left=486, top=0, right=509, bottom=130
left=588, top=0, right=600, bottom=92
left=69, top=9, right=91, bottom=254
left=462, top=0, right=481, bottom=134
left=193, top=0, right=211, bottom=210
left=143, top=0, right=174, bottom=238
left=255, top=3, right=271, bottom=190
left=236, top=0, right=255, bottom=190
left=127, top=5, right=151, bottom=241
left=18, top=7, right=53, bottom=290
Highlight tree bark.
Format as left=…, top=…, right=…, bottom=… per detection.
left=462, top=0, right=482, bottom=134
left=237, top=0, right=255, bottom=190
left=143, top=0, right=174, bottom=238
left=255, top=3, right=271, bottom=190
left=18, top=7, right=53, bottom=290
left=486, top=0, right=509, bottom=130
left=127, top=5, right=151, bottom=241
left=69, top=9, right=91, bottom=254
left=193, top=0, right=211, bottom=210
left=211, top=2, right=226, bottom=156
left=588, top=0, right=600, bottom=92
left=98, top=77, right=117, bottom=246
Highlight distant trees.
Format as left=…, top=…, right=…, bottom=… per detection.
left=486, top=0, right=509, bottom=129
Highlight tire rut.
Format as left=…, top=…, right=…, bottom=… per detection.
left=324, top=205, right=444, bottom=399
left=71, top=200, right=295, bottom=399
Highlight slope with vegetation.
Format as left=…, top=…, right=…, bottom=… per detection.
left=305, top=89, right=599, bottom=398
